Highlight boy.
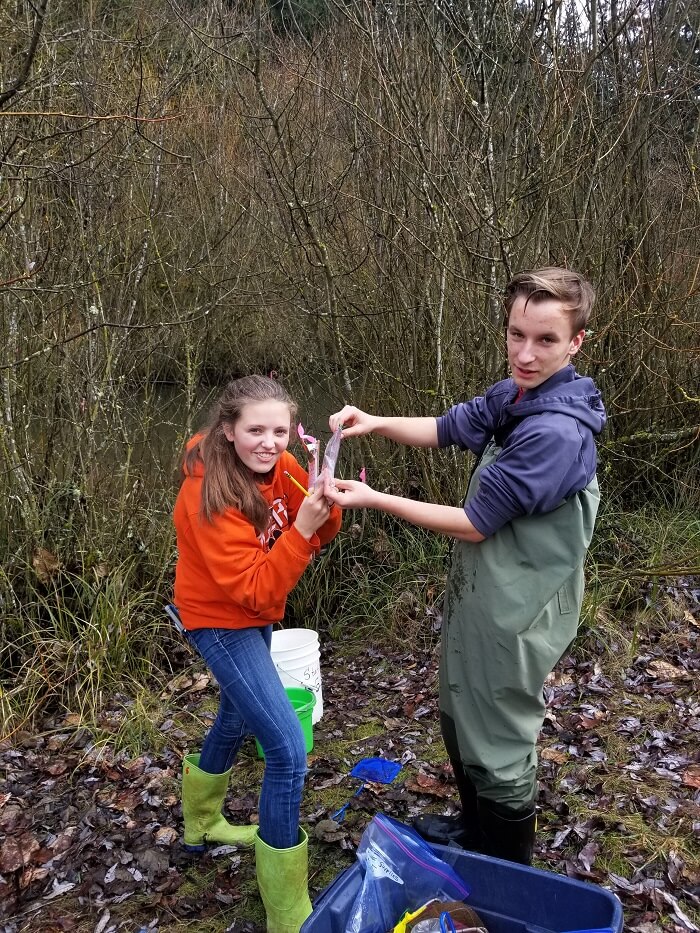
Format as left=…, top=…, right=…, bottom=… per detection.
left=325, top=267, right=606, bottom=864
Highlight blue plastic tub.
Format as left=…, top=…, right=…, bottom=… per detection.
left=301, top=836, right=623, bottom=933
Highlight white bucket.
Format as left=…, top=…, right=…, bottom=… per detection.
left=271, top=628, right=323, bottom=723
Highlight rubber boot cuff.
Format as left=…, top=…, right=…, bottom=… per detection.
left=477, top=799, right=536, bottom=866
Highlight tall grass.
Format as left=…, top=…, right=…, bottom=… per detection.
left=0, top=550, right=178, bottom=738
left=288, top=522, right=449, bottom=650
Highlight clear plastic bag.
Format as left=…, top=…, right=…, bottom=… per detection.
left=296, top=423, right=343, bottom=489
left=321, top=425, right=343, bottom=482
left=347, top=814, right=471, bottom=933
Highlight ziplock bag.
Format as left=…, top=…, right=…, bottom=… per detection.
left=321, top=425, right=343, bottom=482
left=297, top=423, right=342, bottom=488
left=347, top=814, right=470, bottom=933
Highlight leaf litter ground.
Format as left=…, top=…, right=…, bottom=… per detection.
left=1, top=578, right=698, bottom=933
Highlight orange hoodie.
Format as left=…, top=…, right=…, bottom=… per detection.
left=173, top=441, right=342, bottom=630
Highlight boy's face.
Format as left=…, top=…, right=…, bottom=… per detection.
left=506, top=294, right=584, bottom=390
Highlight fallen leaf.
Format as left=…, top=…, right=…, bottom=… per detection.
left=681, top=765, right=700, bottom=789
left=43, top=877, right=76, bottom=899
left=647, top=660, right=687, bottom=680
left=1, top=616, right=697, bottom=931
left=655, top=889, right=700, bottom=931
left=154, top=826, right=178, bottom=846
left=578, top=840, right=600, bottom=871
left=32, top=547, right=61, bottom=582
left=314, top=819, right=347, bottom=843
left=405, top=773, right=454, bottom=798
left=0, top=833, right=40, bottom=872
left=94, top=911, right=111, bottom=933
left=541, top=748, right=568, bottom=764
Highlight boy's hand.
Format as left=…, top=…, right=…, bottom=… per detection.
left=294, top=483, right=332, bottom=540
left=329, top=406, right=378, bottom=437
left=324, top=477, right=377, bottom=510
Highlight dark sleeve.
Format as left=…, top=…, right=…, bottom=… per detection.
left=436, top=385, right=506, bottom=454
left=465, top=414, right=589, bottom=537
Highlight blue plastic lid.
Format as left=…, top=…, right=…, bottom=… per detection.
left=562, top=928, right=614, bottom=933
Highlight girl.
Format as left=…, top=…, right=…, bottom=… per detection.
left=173, top=375, right=341, bottom=931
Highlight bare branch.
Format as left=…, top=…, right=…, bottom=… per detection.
left=0, top=0, right=49, bottom=108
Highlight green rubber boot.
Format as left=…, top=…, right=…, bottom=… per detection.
left=181, top=753, right=257, bottom=852
left=255, top=827, right=313, bottom=932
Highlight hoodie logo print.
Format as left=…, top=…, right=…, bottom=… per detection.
left=259, top=497, right=289, bottom=548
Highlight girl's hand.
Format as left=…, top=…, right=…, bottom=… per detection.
left=329, top=406, right=378, bottom=437
left=294, top=483, right=332, bottom=540
left=324, top=477, right=377, bottom=510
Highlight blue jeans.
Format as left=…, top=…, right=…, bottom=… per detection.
left=188, top=624, right=307, bottom=850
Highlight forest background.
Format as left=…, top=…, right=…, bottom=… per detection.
left=0, top=0, right=699, bottom=929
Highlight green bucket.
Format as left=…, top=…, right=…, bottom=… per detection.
left=255, top=686, right=316, bottom=759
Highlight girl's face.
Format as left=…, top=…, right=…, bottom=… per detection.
left=223, top=400, right=292, bottom=474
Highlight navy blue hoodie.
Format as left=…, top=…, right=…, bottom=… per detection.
left=436, top=365, right=606, bottom=538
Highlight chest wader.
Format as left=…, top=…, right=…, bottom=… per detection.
left=437, top=441, right=599, bottom=862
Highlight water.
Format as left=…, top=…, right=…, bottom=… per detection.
left=121, top=377, right=341, bottom=482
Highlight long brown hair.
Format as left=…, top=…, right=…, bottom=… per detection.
left=183, top=375, right=298, bottom=534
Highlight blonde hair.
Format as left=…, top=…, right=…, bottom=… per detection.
left=183, top=375, right=297, bottom=534
left=505, top=267, right=596, bottom=334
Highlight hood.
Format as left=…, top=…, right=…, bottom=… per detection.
left=507, top=365, right=606, bottom=435
left=182, top=434, right=205, bottom=478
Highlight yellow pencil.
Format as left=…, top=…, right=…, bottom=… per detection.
left=284, top=470, right=310, bottom=497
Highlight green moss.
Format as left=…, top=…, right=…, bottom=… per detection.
left=346, top=720, right=385, bottom=742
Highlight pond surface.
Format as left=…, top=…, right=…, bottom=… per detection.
left=121, top=375, right=346, bottom=485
